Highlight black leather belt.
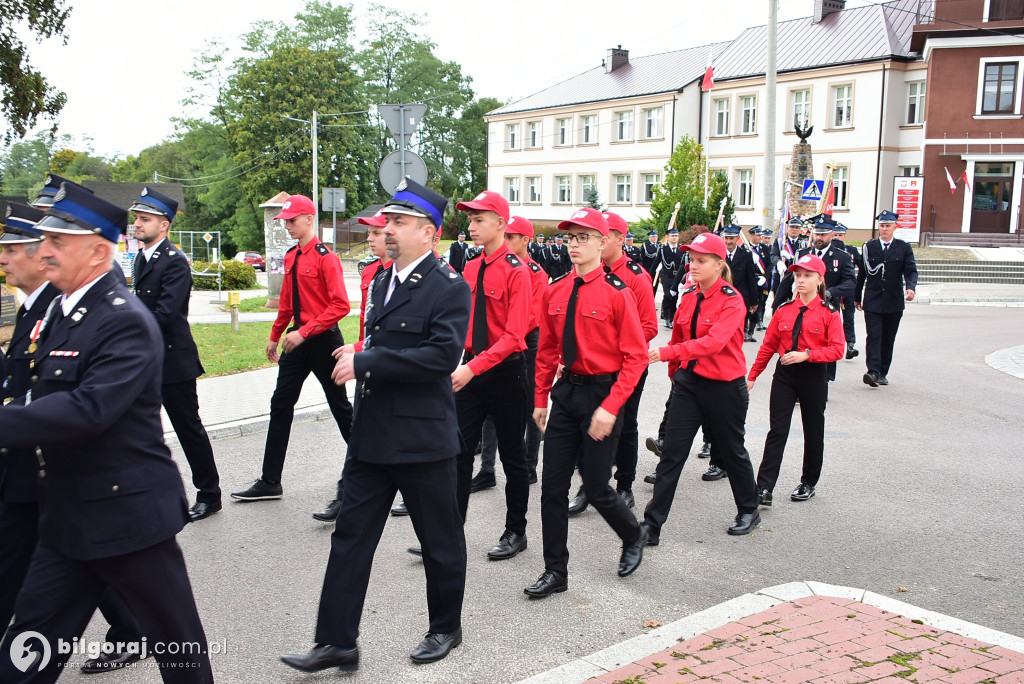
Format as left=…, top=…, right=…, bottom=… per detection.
left=463, top=350, right=523, bottom=365
left=562, top=370, right=617, bottom=385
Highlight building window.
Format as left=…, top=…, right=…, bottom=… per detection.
left=641, top=107, right=663, bottom=139
left=527, top=121, right=541, bottom=148
left=901, top=166, right=921, bottom=177
left=833, top=166, right=849, bottom=210
left=832, top=84, right=853, bottom=128
left=580, top=114, right=598, bottom=144
left=613, top=174, right=632, bottom=204
left=614, top=110, right=633, bottom=141
left=982, top=62, right=1017, bottom=114
left=736, top=169, right=753, bottom=207
left=556, top=175, right=572, bottom=203
left=642, top=173, right=660, bottom=203
left=580, top=174, right=597, bottom=202
left=907, top=81, right=926, bottom=125
left=713, top=98, right=730, bottom=136
left=527, top=176, right=541, bottom=203
left=790, top=89, right=811, bottom=130
left=740, top=95, right=757, bottom=134
left=556, top=118, right=571, bottom=146
left=988, top=0, right=1024, bottom=21
left=505, top=177, right=520, bottom=203
left=506, top=123, right=520, bottom=150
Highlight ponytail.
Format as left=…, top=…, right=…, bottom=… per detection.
left=718, top=258, right=734, bottom=285
left=817, top=282, right=827, bottom=300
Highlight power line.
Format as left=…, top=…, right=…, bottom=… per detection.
left=155, top=127, right=308, bottom=182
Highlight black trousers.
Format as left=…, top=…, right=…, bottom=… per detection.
left=0, top=538, right=212, bottom=684
left=162, top=379, right=220, bottom=503
left=656, top=392, right=720, bottom=468
left=864, top=310, right=903, bottom=376
left=660, top=273, right=679, bottom=322
left=262, top=326, right=352, bottom=495
left=455, top=357, right=529, bottom=535
left=315, top=457, right=465, bottom=647
left=644, top=370, right=758, bottom=537
left=841, top=299, right=856, bottom=344
left=0, top=500, right=37, bottom=633
left=541, top=379, right=641, bottom=576
left=612, top=368, right=648, bottom=489
left=756, top=361, right=828, bottom=492
left=479, top=330, right=541, bottom=473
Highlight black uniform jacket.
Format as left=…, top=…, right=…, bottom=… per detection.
left=133, top=238, right=204, bottom=385
left=773, top=245, right=856, bottom=310
left=856, top=238, right=918, bottom=313
left=351, top=252, right=471, bottom=465
left=725, top=247, right=759, bottom=308
left=0, top=271, right=189, bottom=560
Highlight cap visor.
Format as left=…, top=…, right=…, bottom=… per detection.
left=129, top=203, right=168, bottom=217
left=0, top=232, right=42, bottom=243
left=381, top=205, right=429, bottom=219
left=357, top=216, right=387, bottom=226
left=455, top=201, right=492, bottom=213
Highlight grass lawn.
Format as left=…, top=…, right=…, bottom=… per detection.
left=193, top=317, right=361, bottom=377
left=233, top=296, right=360, bottom=313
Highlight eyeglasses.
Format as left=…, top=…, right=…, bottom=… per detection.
left=566, top=233, right=601, bottom=244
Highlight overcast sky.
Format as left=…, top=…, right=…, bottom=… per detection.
left=21, top=0, right=853, bottom=159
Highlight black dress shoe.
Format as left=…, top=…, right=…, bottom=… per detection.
left=758, top=488, right=773, bottom=507
left=863, top=371, right=879, bottom=387
left=312, top=499, right=341, bottom=522
left=846, top=345, right=859, bottom=359
left=791, top=483, right=816, bottom=501
left=644, top=523, right=660, bottom=546
left=702, top=464, right=728, bottom=481
left=645, top=436, right=663, bottom=456
left=528, top=469, right=538, bottom=484
left=728, top=511, right=761, bottom=535
left=81, top=650, right=142, bottom=673
left=524, top=570, right=567, bottom=598
left=744, top=333, right=757, bottom=342
left=618, top=525, right=649, bottom=577
left=876, top=374, right=889, bottom=386
left=567, top=487, right=588, bottom=516
left=698, top=441, right=712, bottom=458
left=188, top=500, right=222, bottom=522
left=391, top=500, right=409, bottom=516
left=408, top=545, right=422, bottom=557
left=487, top=530, right=527, bottom=560
left=643, top=472, right=657, bottom=485
left=470, top=470, right=496, bottom=493
left=663, top=320, right=673, bottom=329
left=230, top=479, right=282, bottom=501
left=280, top=644, right=359, bottom=672
left=410, top=629, right=462, bottom=663
left=617, top=488, right=635, bottom=508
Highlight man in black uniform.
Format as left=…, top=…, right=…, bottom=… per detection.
left=528, top=233, right=548, bottom=274
left=281, top=179, right=471, bottom=672
left=623, top=232, right=641, bottom=262
left=0, top=183, right=212, bottom=683
left=448, top=231, right=469, bottom=274
left=658, top=228, right=684, bottom=327
left=856, top=211, right=917, bottom=387
left=770, top=217, right=806, bottom=296
left=548, top=234, right=570, bottom=278
left=752, top=228, right=773, bottom=330
left=831, top=222, right=861, bottom=359
left=639, top=230, right=660, bottom=283
left=130, top=187, right=222, bottom=520
left=721, top=224, right=759, bottom=342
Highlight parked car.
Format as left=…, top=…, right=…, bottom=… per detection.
left=235, top=251, right=265, bottom=271
left=357, top=255, right=379, bottom=274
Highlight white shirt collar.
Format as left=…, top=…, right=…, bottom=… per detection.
left=61, top=273, right=108, bottom=316
left=142, top=237, right=167, bottom=261
left=880, top=239, right=892, bottom=248
left=22, top=282, right=49, bottom=311
left=393, top=250, right=431, bottom=284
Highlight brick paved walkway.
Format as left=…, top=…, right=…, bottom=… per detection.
left=590, top=595, right=1024, bottom=684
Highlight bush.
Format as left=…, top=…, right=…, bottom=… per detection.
left=190, top=260, right=259, bottom=290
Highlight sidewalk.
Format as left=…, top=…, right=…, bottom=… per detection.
left=520, top=582, right=1024, bottom=684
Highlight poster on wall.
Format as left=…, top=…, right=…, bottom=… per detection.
left=892, top=176, right=924, bottom=243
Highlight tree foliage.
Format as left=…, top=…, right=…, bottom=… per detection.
left=650, top=136, right=734, bottom=235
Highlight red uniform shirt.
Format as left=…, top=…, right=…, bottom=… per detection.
left=659, top=277, right=747, bottom=382
left=271, top=236, right=351, bottom=343
left=748, top=297, right=846, bottom=381
left=604, top=254, right=658, bottom=342
left=524, top=255, right=548, bottom=333
left=536, top=267, right=648, bottom=416
left=357, top=257, right=391, bottom=342
left=462, top=242, right=530, bottom=375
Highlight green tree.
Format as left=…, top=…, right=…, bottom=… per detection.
left=0, top=130, right=61, bottom=197
left=0, top=0, right=70, bottom=143
left=584, top=187, right=603, bottom=210
left=650, top=136, right=734, bottom=235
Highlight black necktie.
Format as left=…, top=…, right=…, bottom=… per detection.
left=562, top=277, right=584, bottom=370
left=134, top=252, right=146, bottom=280
left=16, top=305, right=26, bottom=324
left=291, top=248, right=302, bottom=325
left=791, top=305, right=809, bottom=352
left=472, top=259, right=489, bottom=353
left=685, top=292, right=705, bottom=372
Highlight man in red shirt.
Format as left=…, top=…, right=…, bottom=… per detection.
left=232, top=195, right=353, bottom=507
left=526, top=208, right=649, bottom=599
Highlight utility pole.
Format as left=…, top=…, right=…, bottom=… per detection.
left=762, top=0, right=778, bottom=235
left=312, top=109, right=318, bottom=232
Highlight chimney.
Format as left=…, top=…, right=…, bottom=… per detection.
left=606, top=45, right=629, bottom=72
left=813, top=0, right=845, bottom=23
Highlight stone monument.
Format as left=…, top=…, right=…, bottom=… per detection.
left=259, top=191, right=297, bottom=309
left=787, top=118, right=818, bottom=218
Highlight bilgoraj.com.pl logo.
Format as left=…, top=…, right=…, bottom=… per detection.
left=8, top=632, right=225, bottom=672
left=9, top=631, right=51, bottom=673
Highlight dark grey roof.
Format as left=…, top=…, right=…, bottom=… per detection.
left=714, top=0, right=918, bottom=81
left=82, top=181, right=186, bottom=213
left=488, top=43, right=730, bottom=116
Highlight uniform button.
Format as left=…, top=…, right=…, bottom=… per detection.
left=31, top=376, right=38, bottom=383
left=54, top=369, right=62, bottom=377
left=364, top=371, right=370, bottom=379
left=373, top=326, right=380, bottom=332
left=364, top=389, right=372, bottom=396
left=112, top=485, right=119, bottom=492
left=591, top=310, right=596, bottom=314
left=0, top=448, right=7, bottom=454
left=168, top=344, right=172, bottom=349
left=400, top=322, right=406, bottom=328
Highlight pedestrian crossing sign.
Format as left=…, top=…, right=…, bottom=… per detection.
left=801, top=179, right=825, bottom=201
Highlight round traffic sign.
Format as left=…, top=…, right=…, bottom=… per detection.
left=379, top=150, right=427, bottom=193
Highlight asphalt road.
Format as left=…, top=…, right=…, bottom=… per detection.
left=63, top=303, right=1024, bottom=683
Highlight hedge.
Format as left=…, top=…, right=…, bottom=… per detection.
left=190, top=260, right=259, bottom=290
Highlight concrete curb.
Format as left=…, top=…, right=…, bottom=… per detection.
left=985, top=344, right=1024, bottom=380
left=163, top=404, right=333, bottom=447
left=516, top=581, right=1024, bottom=684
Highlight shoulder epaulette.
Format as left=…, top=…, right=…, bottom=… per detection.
left=528, top=261, right=542, bottom=273
left=627, top=260, right=643, bottom=275
left=467, top=250, right=482, bottom=261
left=286, top=244, right=299, bottom=253
left=777, top=298, right=797, bottom=309
left=439, top=261, right=461, bottom=280
left=505, top=253, right=522, bottom=268
left=823, top=298, right=838, bottom=312
left=682, top=284, right=698, bottom=296
left=720, top=285, right=738, bottom=296
left=315, top=243, right=330, bottom=256
left=605, top=273, right=627, bottom=290
left=550, top=271, right=571, bottom=284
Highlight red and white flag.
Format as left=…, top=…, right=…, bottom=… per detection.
left=960, top=170, right=972, bottom=193
left=701, top=50, right=714, bottom=91
left=823, top=185, right=835, bottom=216
left=945, top=167, right=957, bottom=194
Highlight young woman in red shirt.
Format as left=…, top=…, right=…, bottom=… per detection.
left=642, top=233, right=761, bottom=542
left=747, top=254, right=846, bottom=506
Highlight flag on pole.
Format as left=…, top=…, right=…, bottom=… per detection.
left=945, top=167, right=957, bottom=194
left=701, top=50, right=715, bottom=91
left=823, top=185, right=835, bottom=216
left=960, top=170, right=972, bottom=193
left=781, top=239, right=795, bottom=260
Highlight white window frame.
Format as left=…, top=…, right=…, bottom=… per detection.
left=613, top=110, right=633, bottom=142
left=506, top=123, right=521, bottom=150
left=579, top=174, right=597, bottom=202
left=790, top=88, right=811, bottom=131
left=713, top=97, right=730, bottom=136
left=641, top=107, right=664, bottom=139
left=976, top=58, right=1024, bottom=116
left=555, top=175, right=572, bottom=203
left=831, top=84, right=854, bottom=129
left=556, top=117, right=572, bottom=146
left=526, top=121, right=542, bottom=149
left=526, top=176, right=541, bottom=204
left=832, top=165, right=850, bottom=210
left=505, top=176, right=520, bottom=203
left=580, top=114, right=598, bottom=145
left=641, top=172, right=660, bottom=204
left=906, top=81, right=926, bottom=125
left=735, top=169, right=754, bottom=208
left=613, top=173, right=632, bottom=204
left=739, top=94, right=757, bottom=135
left=900, top=166, right=921, bottom=177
